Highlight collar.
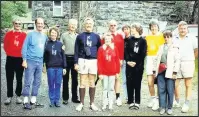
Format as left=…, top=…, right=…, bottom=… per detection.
left=12, top=29, right=22, bottom=33
left=68, top=31, right=77, bottom=35
left=175, top=34, right=189, bottom=39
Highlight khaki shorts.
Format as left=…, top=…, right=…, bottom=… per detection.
left=177, top=61, right=195, bottom=78
left=78, top=58, right=97, bottom=75
left=146, top=56, right=156, bottom=75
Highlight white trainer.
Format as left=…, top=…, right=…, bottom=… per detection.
left=173, top=100, right=181, bottom=108
left=152, top=98, right=159, bottom=111
left=147, top=98, right=154, bottom=108
left=76, top=103, right=84, bottom=111
left=181, top=103, right=189, bottom=113
left=16, top=96, right=22, bottom=104
left=90, top=103, right=99, bottom=111
left=116, top=98, right=122, bottom=106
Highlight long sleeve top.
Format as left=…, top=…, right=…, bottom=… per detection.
left=21, top=31, right=48, bottom=62
left=74, top=32, right=101, bottom=64
left=97, top=44, right=120, bottom=76
left=3, top=30, right=26, bottom=57
left=125, top=36, right=147, bottom=66
left=44, top=40, right=67, bottom=69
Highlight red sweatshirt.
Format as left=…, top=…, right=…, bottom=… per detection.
left=97, top=44, right=120, bottom=76
left=3, top=30, right=27, bottom=57
left=101, top=33, right=124, bottom=60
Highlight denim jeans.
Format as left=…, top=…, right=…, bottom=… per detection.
left=121, top=60, right=128, bottom=100
left=22, top=59, right=43, bottom=96
left=157, top=71, right=175, bottom=109
left=47, top=68, right=63, bottom=104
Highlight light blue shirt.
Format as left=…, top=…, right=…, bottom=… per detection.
left=22, top=31, right=48, bottom=62
left=173, top=34, right=198, bottom=61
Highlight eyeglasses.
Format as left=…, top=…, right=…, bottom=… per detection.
left=110, top=25, right=116, bottom=27
left=14, top=23, right=21, bottom=25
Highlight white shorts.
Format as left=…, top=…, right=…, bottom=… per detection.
left=177, top=61, right=195, bottom=78
left=78, top=58, right=97, bottom=75
left=146, top=56, right=156, bottom=75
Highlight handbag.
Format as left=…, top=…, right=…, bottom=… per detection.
left=158, top=63, right=167, bottom=74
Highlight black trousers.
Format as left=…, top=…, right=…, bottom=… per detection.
left=126, top=64, right=144, bottom=104
left=62, top=55, right=78, bottom=100
left=5, top=56, right=24, bottom=97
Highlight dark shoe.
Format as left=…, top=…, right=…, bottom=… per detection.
left=55, top=102, right=61, bottom=107
left=49, top=103, right=55, bottom=107
left=23, top=103, right=32, bottom=110
left=72, top=99, right=80, bottom=103
left=63, top=100, right=68, bottom=105
left=30, top=102, right=44, bottom=108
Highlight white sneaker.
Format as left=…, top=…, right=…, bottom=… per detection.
left=116, top=98, right=122, bottom=106
left=173, top=100, right=181, bottom=108
left=152, top=98, right=159, bottom=111
left=4, top=98, right=12, bottom=105
left=102, top=105, right=107, bottom=111
left=76, top=103, right=84, bottom=111
left=90, top=103, right=99, bottom=111
left=16, top=96, right=22, bottom=104
left=147, top=98, right=154, bottom=108
left=181, top=103, right=189, bottom=113
left=109, top=103, right=113, bottom=110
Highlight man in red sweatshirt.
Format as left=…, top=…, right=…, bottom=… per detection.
left=3, top=19, right=27, bottom=105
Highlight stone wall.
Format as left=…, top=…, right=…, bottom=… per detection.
left=32, top=1, right=195, bottom=34
left=32, top=1, right=79, bottom=34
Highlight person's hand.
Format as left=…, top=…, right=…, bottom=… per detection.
left=131, top=62, right=136, bottom=67
left=120, top=60, right=123, bottom=66
left=74, top=64, right=79, bottom=71
left=62, top=45, right=65, bottom=50
left=99, top=75, right=103, bottom=80
left=116, top=73, right=119, bottom=79
left=172, top=74, right=177, bottom=79
left=22, top=60, right=27, bottom=68
left=42, top=64, right=46, bottom=73
left=63, top=69, right=66, bottom=75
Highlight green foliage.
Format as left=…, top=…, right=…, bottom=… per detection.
left=1, top=1, right=28, bottom=28
left=171, top=1, right=192, bottom=23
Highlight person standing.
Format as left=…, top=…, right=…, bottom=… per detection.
left=21, top=18, right=48, bottom=110
left=121, top=25, right=131, bottom=103
left=3, top=19, right=27, bottom=105
left=173, top=21, right=198, bottom=113
left=145, top=19, right=165, bottom=110
left=44, top=27, right=67, bottom=107
left=74, top=17, right=101, bottom=111
left=97, top=32, right=120, bottom=111
left=153, top=31, right=180, bottom=115
left=101, top=20, right=124, bottom=106
left=60, top=19, right=80, bottom=104
left=125, top=23, right=147, bottom=110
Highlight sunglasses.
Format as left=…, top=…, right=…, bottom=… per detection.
left=14, top=23, right=21, bottom=25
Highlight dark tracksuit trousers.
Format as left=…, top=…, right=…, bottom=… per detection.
left=5, top=56, right=24, bottom=97
left=126, top=64, right=144, bottom=104
left=62, top=55, right=78, bottom=101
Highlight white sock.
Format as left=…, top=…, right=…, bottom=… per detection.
left=24, top=97, right=29, bottom=104
left=31, top=96, right=36, bottom=103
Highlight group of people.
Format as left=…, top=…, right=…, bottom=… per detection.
left=3, top=17, right=198, bottom=115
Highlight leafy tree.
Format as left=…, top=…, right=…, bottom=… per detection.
left=1, top=1, right=28, bottom=28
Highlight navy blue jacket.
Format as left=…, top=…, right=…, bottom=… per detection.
left=74, top=32, right=101, bottom=64
left=44, top=40, right=67, bottom=68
